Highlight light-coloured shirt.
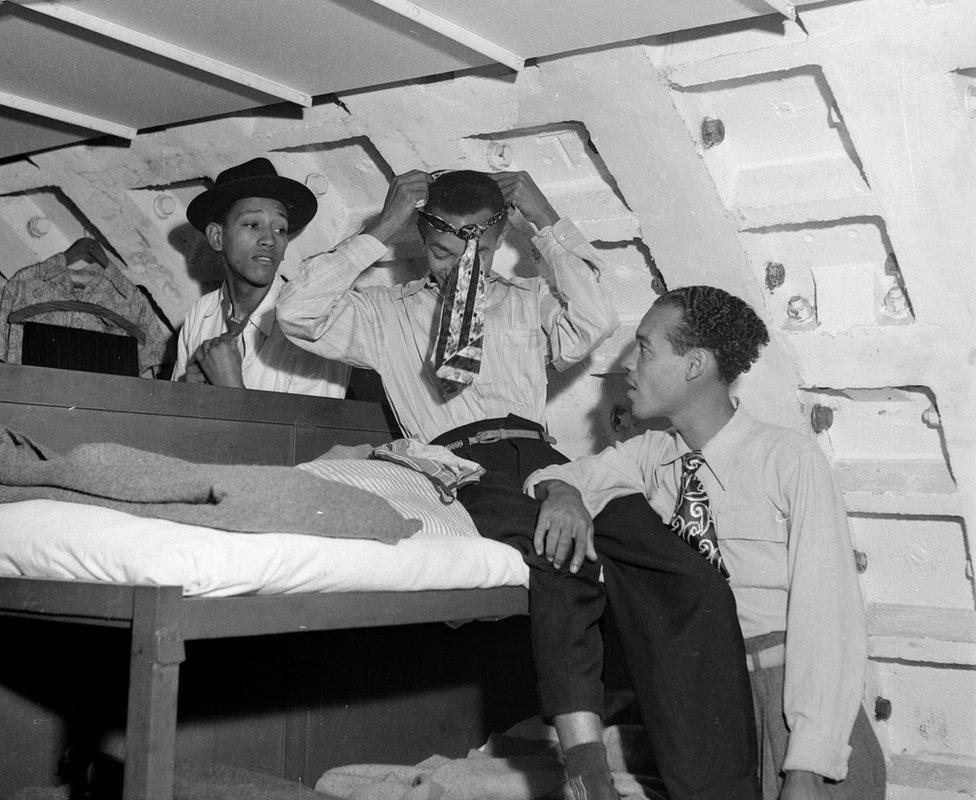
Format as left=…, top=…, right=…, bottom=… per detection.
left=525, top=406, right=866, bottom=781
left=172, top=273, right=349, bottom=397
left=276, top=219, right=618, bottom=442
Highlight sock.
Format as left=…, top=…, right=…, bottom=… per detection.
left=562, top=742, right=619, bottom=800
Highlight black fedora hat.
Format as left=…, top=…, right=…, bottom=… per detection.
left=186, top=157, right=317, bottom=233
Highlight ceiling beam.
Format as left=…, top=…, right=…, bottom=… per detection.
left=364, top=0, right=524, bottom=71
left=18, top=1, right=313, bottom=107
left=0, top=89, right=137, bottom=138
left=758, top=0, right=796, bottom=20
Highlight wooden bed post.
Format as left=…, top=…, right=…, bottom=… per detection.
left=123, top=585, right=185, bottom=800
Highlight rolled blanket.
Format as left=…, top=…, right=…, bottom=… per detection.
left=0, top=429, right=420, bottom=542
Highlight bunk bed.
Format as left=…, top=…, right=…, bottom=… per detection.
left=0, top=363, right=530, bottom=800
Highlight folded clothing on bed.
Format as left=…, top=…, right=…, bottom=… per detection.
left=0, top=429, right=420, bottom=541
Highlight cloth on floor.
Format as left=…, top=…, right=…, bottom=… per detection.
left=314, top=712, right=667, bottom=800
left=11, top=761, right=346, bottom=800
left=0, top=429, right=419, bottom=542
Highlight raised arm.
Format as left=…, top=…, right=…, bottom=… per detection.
left=276, top=170, right=431, bottom=369
left=490, top=171, right=618, bottom=368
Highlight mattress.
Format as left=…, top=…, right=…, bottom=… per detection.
left=0, top=498, right=530, bottom=598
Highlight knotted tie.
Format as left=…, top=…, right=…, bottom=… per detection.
left=418, top=206, right=508, bottom=398
left=670, top=451, right=730, bottom=579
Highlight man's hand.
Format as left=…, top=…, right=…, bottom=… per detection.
left=64, top=237, right=110, bottom=269
left=365, top=170, right=432, bottom=244
left=490, top=171, right=559, bottom=230
left=780, top=770, right=829, bottom=800
left=194, top=331, right=245, bottom=388
left=534, top=480, right=597, bottom=572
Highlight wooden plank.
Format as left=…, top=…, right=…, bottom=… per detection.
left=0, top=404, right=298, bottom=465
left=20, top=2, right=313, bottom=107
left=177, top=587, right=529, bottom=641
left=123, top=585, right=184, bottom=800
left=0, top=87, right=137, bottom=138
left=0, top=576, right=137, bottom=622
left=0, top=363, right=390, bottom=432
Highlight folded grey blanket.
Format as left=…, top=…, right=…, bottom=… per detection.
left=0, top=429, right=420, bottom=542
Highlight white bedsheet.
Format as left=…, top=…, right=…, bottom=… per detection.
left=0, top=499, right=530, bottom=597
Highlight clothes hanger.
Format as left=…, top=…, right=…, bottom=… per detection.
left=9, top=301, right=147, bottom=344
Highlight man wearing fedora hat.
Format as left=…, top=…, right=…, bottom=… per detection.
left=172, top=157, right=424, bottom=395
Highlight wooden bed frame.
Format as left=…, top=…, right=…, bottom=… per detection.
left=0, top=363, right=529, bottom=800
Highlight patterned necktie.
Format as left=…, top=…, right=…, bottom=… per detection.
left=670, top=451, right=730, bottom=579
left=418, top=206, right=508, bottom=399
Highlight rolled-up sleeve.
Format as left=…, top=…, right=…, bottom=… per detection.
left=533, top=219, right=618, bottom=370
left=781, top=449, right=867, bottom=780
left=275, top=234, right=389, bottom=369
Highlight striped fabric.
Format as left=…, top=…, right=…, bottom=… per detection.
left=296, top=459, right=479, bottom=539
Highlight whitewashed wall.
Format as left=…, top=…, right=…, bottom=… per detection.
left=0, top=0, right=973, bottom=794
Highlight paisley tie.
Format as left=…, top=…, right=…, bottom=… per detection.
left=670, top=451, right=730, bottom=579
left=418, top=206, right=507, bottom=399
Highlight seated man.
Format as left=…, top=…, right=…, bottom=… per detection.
left=529, top=286, right=885, bottom=800
left=278, top=172, right=760, bottom=800
left=175, top=157, right=401, bottom=394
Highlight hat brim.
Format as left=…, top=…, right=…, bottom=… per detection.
left=187, top=174, right=317, bottom=233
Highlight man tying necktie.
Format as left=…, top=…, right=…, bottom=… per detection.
left=417, top=204, right=509, bottom=396
left=276, top=172, right=759, bottom=800
left=528, top=286, right=884, bottom=800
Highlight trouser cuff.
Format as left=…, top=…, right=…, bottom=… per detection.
left=537, top=678, right=605, bottom=722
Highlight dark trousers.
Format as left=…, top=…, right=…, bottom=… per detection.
left=435, top=417, right=760, bottom=800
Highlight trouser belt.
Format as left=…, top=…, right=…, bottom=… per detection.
left=438, top=428, right=555, bottom=452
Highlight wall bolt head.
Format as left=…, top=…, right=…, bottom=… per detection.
left=874, top=697, right=892, bottom=722
left=765, top=261, right=786, bottom=292
left=810, top=404, right=833, bottom=433
left=486, top=142, right=513, bottom=170
left=787, top=295, right=816, bottom=325
left=700, top=117, right=725, bottom=149
left=153, top=194, right=177, bottom=218
left=26, top=216, right=50, bottom=237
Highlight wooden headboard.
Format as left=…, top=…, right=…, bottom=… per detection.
left=0, top=363, right=395, bottom=465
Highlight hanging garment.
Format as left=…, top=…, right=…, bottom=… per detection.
left=0, top=253, right=173, bottom=377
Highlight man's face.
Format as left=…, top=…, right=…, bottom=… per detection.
left=207, top=197, right=289, bottom=289
left=621, top=302, right=690, bottom=421
left=422, top=208, right=504, bottom=285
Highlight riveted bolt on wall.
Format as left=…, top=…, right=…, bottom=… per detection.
left=26, top=216, right=50, bottom=237
left=765, top=261, right=785, bottom=292
left=810, top=404, right=833, bottom=434
left=700, top=117, right=725, bottom=149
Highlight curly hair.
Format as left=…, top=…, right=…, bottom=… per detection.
left=654, top=286, right=769, bottom=384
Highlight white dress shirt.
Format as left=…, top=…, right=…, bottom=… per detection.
left=525, top=406, right=867, bottom=781
left=275, top=219, right=618, bottom=442
left=171, top=273, right=349, bottom=397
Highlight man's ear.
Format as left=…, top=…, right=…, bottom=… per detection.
left=685, top=347, right=709, bottom=381
left=205, top=221, right=224, bottom=253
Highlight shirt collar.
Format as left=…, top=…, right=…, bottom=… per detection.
left=208, top=273, right=282, bottom=337
left=659, top=405, right=755, bottom=491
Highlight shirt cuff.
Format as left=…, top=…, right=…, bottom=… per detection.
left=338, top=233, right=389, bottom=270
left=533, top=217, right=585, bottom=249
left=782, top=728, right=853, bottom=781
left=522, top=464, right=575, bottom=498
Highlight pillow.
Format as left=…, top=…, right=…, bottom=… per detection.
left=297, top=459, right=479, bottom=539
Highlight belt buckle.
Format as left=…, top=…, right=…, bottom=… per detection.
left=472, top=430, right=503, bottom=445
